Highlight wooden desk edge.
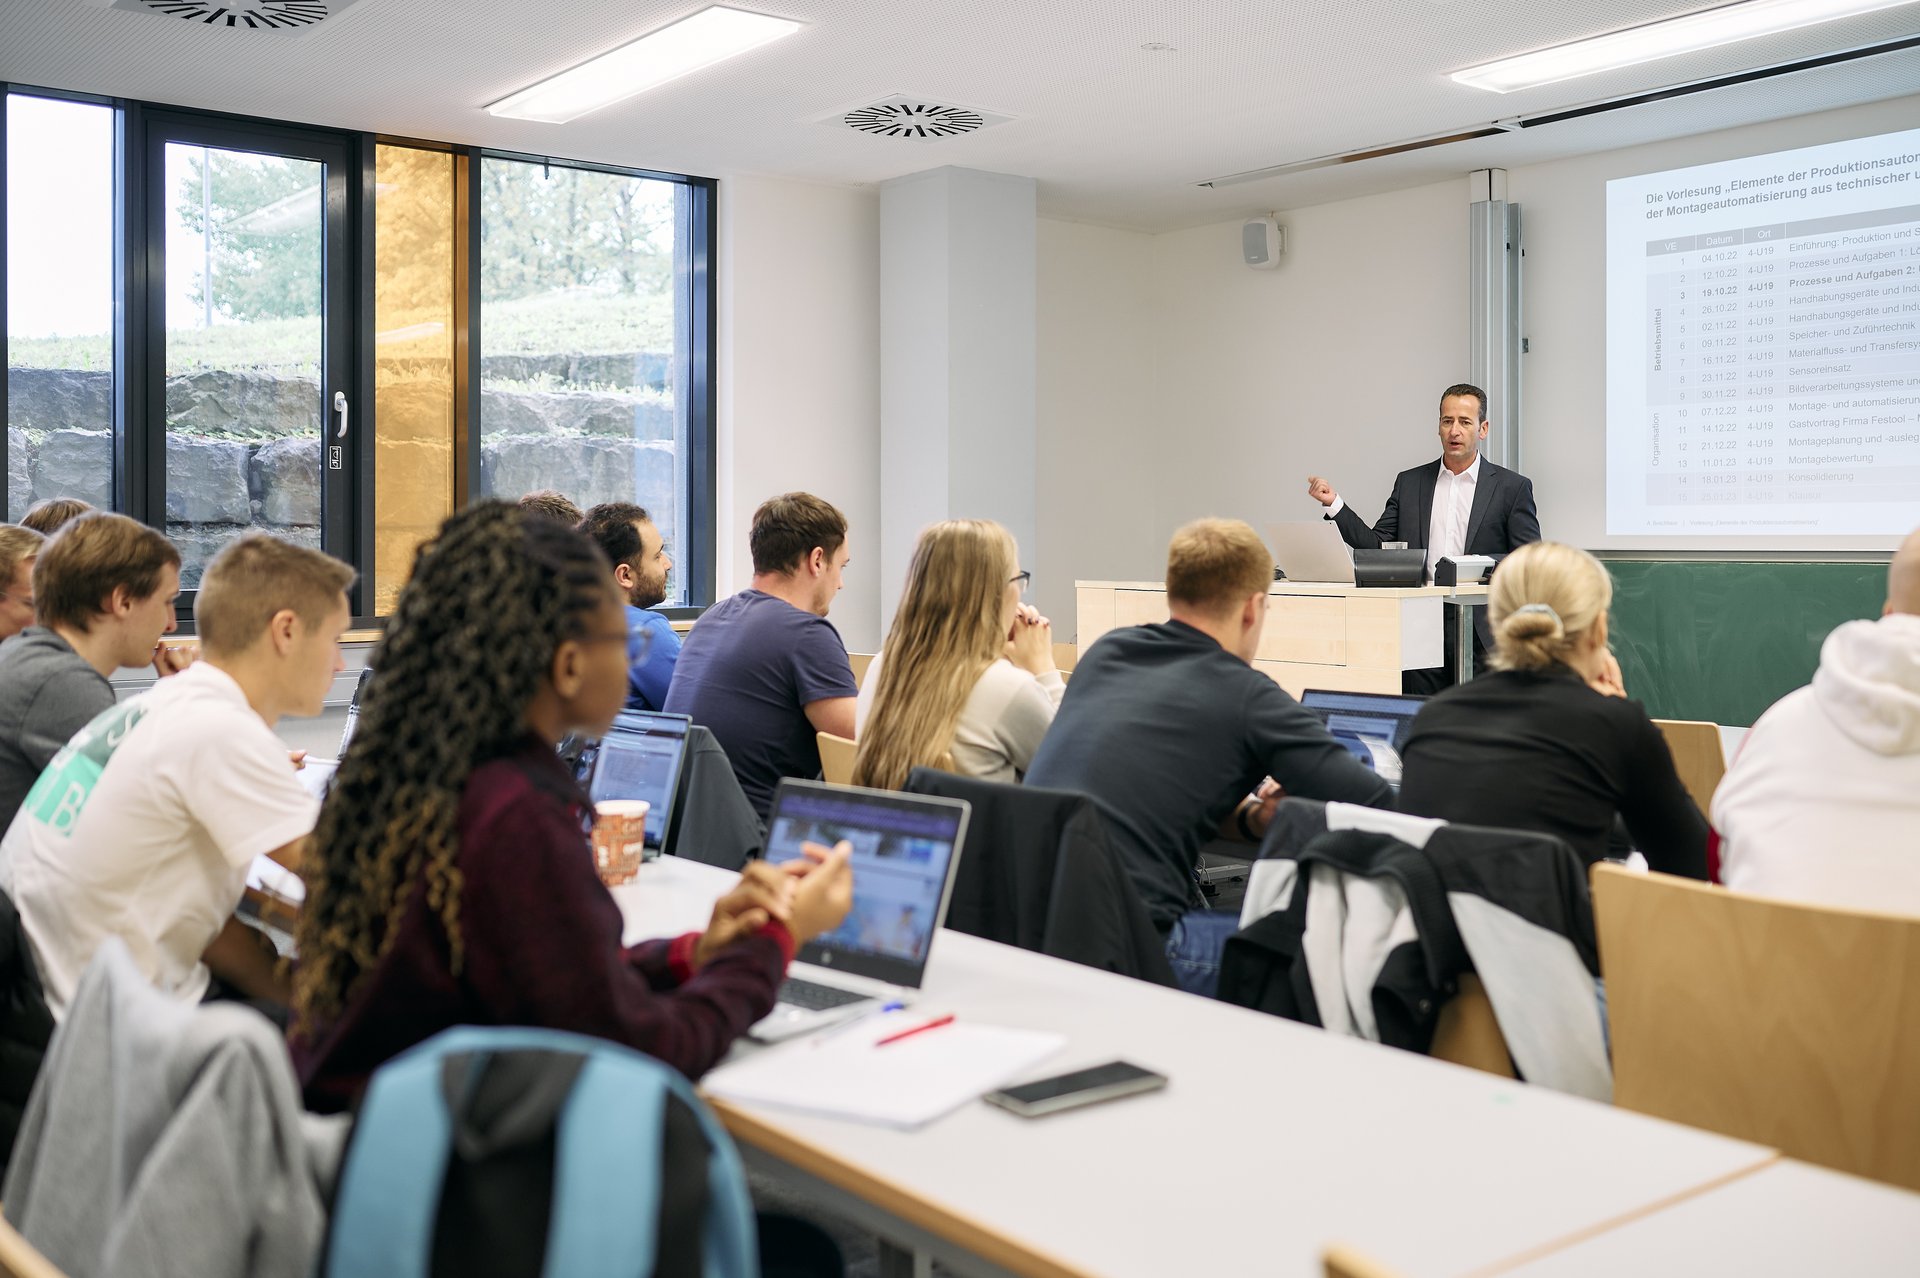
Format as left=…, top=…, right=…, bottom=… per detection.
left=1454, top=1150, right=1783, bottom=1278
left=706, top=1098, right=1099, bottom=1278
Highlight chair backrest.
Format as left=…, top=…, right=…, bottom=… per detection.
left=1428, top=974, right=1516, bottom=1080
left=0, top=1215, right=67, bottom=1278
left=847, top=652, right=875, bottom=689
left=816, top=731, right=857, bottom=787
left=1651, top=718, right=1725, bottom=816
left=1594, top=863, right=1920, bottom=1191
left=1322, top=1245, right=1404, bottom=1278
left=1052, top=642, right=1077, bottom=672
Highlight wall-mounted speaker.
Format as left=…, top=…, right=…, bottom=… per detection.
left=1242, top=217, right=1283, bottom=269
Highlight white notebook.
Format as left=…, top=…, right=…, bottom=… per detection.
left=703, top=1014, right=1065, bottom=1130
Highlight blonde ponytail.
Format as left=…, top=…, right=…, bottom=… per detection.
left=1487, top=543, right=1612, bottom=674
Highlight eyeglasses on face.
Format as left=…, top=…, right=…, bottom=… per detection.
left=1010, top=570, right=1032, bottom=593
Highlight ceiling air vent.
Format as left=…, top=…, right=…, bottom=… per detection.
left=838, top=95, right=1012, bottom=142
left=110, top=0, right=366, bottom=30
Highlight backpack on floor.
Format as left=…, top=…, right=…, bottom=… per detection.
left=321, top=1026, right=759, bottom=1278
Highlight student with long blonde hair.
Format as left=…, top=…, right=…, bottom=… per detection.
left=1396, top=540, right=1708, bottom=877
left=852, top=520, right=1063, bottom=790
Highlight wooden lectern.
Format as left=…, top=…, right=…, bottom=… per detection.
left=1075, top=579, right=1490, bottom=696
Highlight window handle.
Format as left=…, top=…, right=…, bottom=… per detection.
left=333, top=391, right=350, bottom=440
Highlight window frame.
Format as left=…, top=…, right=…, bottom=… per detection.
left=0, top=87, right=720, bottom=628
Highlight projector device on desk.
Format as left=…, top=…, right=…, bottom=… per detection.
left=1435, top=555, right=1495, bottom=586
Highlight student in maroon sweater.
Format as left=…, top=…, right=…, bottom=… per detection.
left=288, top=503, right=852, bottom=1113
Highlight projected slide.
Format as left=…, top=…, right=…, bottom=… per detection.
left=1607, top=127, right=1920, bottom=537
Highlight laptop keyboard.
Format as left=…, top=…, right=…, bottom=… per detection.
left=779, top=977, right=873, bottom=1011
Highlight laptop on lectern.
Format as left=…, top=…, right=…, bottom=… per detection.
left=1266, top=521, right=1356, bottom=584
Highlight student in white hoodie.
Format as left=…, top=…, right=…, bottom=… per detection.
left=1713, top=528, right=1920, bottom=914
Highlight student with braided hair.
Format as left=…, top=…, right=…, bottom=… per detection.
left=290, top=502, right=852, bottom=1113
left=1395, top=540, right=1709, bottom=878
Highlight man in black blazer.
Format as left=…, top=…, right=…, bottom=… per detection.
left=1306, top=383, right=1540, bottom=692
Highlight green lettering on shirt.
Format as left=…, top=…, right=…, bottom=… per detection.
left=23, top=700, right=151, bottom=837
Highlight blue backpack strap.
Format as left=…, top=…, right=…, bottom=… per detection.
left=685, top=1083, right=761, bottom=1278
left=323, top=1046, right=459, bottom=1278
left=544, top=1054, right=663, bottom=1276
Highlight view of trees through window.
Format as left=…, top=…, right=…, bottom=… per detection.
left=480, top=158, right=689, bottom=605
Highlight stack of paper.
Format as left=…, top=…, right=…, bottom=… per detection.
left=703, top=1015, right=1064, bottom=1130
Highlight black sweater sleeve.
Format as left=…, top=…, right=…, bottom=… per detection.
left=1247, top=678, right=1396, bottom=809
left=1614, top=704, right=1711, bottom=880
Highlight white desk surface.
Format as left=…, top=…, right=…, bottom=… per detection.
left=1496, top=1160, right=1920, bottom=1277
left=614, top=858, right=1774, bottom=1278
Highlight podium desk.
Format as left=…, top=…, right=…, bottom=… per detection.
left=1076, top=579, right=1491, bottom=695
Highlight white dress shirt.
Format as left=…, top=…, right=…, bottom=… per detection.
left=1427, top=453, right=1482, bottom=580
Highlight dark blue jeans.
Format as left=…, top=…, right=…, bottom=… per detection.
left=1164, top=908, right=1241, bottom=999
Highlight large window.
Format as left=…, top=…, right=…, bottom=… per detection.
left=0, top=89, right=717, bottom=620
left=5, top=94, right=115, bottom=519
left=479, top=157, right=693, bottom=606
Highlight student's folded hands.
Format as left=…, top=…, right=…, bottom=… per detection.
left=693, top=841, right=855, bottom=966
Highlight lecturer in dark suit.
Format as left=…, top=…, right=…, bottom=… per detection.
left=1306, top=383, right=1540, bottom=693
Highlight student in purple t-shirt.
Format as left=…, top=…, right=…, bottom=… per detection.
left=664, top=492, right=859, bottom=817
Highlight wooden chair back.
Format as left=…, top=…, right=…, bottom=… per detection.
left=1651, top=718, right=1725, bottom=816
left=1594, top=863, right=1920, bottom=1190
left=1428, top=974, right=1517, bottom=1079
left=1052, top=642, right=1078, bottom=672
left=1322, top=1245, right=1403, bottom=1278
left=817, top=731, right=857, bottom=787
left=0, top=1213, right=68, bottom=1278
left=847, top=652, right=876, bottom=690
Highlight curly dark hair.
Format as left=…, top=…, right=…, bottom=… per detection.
left=291, top=501, right=617, bottom=1029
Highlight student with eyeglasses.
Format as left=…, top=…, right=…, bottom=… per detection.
left=852, top=520, right=1063, bottom=790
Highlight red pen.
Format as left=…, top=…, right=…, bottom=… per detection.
left=874, top=1013, right=956, bottom=1048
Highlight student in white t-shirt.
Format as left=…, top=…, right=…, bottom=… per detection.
left=0, top=533, right=354, bottom=1018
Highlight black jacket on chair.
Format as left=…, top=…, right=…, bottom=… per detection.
left=1328, top=456, right=1540, bottom=650
left=902, top=769, right=1175, bottom=987
left=1218, top=799, right=1609, bottom=1099
left=0, top=888, right=54, bottom=1171
left=663, top=725, right=765, bottom=871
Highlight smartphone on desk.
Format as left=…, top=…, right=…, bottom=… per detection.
left=983, top=1060, right=1167, bottom=1118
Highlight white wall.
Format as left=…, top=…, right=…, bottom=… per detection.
left=716, top=175, right=883, bottom=650
left=1510, top=92, right=1920, bottom=552
left=1034, top=181, right=1470, bottom=616
left=1034, top=219, right=1161, bottom=632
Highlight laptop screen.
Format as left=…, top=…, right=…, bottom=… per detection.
left=581, top=710, right=692, bottom=849
left=1298, top=689, right=1427, bottom=786
left=763, top=780, right=969, bottom=987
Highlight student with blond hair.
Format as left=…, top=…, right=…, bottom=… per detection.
left=1396, top=540, right=1708, bottom=878
left=1027, top=517, right=1391, bottom=996
left=852, top=520, right=1062, bottom=790
left=0, top=532, right=355, bottom=1018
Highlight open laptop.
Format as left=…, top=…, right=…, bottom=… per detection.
left=1266, top=521, right=1357, bottom=584
left=575, top=709, right=694, bottom=854
left=751, top=779, right=970, bottom=1042
left=1299, top=688, right=1427, bottom=788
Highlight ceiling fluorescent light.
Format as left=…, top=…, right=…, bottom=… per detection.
left=489, top=6, right=802, bottom=123
left=1451, top=0, right=1920, bottom=93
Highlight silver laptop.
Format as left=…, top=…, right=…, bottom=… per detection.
left=1267, top=520, right=1357, bottom=584
left=751, top=779, right=970, bottom=1042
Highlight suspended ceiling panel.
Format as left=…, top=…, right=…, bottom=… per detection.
left=3, top=0, right=1918, bottom=230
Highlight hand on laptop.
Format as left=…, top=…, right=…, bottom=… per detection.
left=695, top=860, right=798, bottom=968
left=788, top=840, right=855, bottom=945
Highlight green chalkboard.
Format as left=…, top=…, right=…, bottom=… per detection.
left=1602, top=559, right=1887, bottom=728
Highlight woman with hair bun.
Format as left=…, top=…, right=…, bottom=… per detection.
left=1396, top=541, right=1709, bottom=878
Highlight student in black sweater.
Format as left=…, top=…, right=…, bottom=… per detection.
left=1396, top=541, right=1709, bottom=878
left=1026, top=518, right=1394, bottom=997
